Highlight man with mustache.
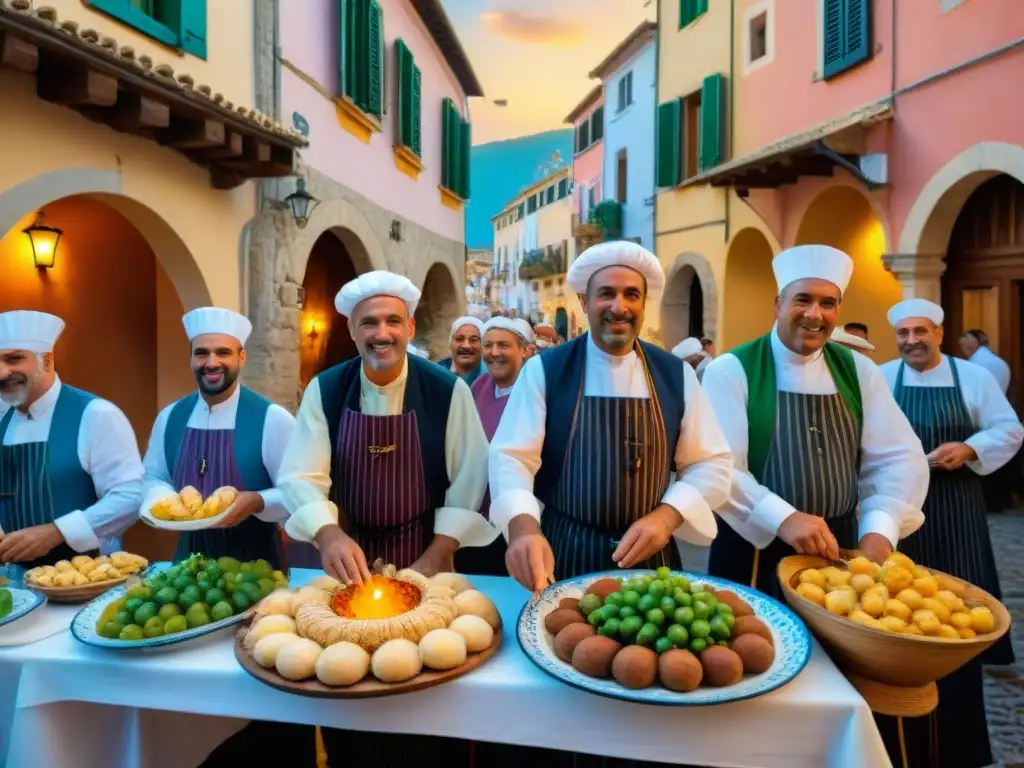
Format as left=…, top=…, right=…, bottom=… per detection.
left=438, top=316, right=485, bottom=385
left=140, top=308, right=295, bottom=567
left=701, top=245, right=929, bottom=597
left=275, top=270, right=493, bottom=766
left=490, top=241, right=732, bottom=592
left=875, top=298, right=1021, bottom=768
left=0, top=311, right=143, bottom=567
left=455, top=316, right=533, bottom=576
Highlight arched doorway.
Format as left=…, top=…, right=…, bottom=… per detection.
left=0, top=194, right=199, bottom=561
left=688, top=275, right=704, bottom=339
left=299, top=230, right=364, bottom=388
left=555, top=307, right=569, bottom=339
left=794, top=185, right=898, bottom=360
left=661, top=254, right=717, bottom=350
left=415, top=262, right=461, bottom=359
left=941, top=174, right=1024, bottom=406
left=723, top=227, right=775, bottom=348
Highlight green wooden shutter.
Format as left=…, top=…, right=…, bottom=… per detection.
left=558, top=178, right=568, bottom=199
left=446, top=103, right=460, bottom=192
left=366, top=0, right=382, bottom=116
left=695, top=0, right=708, bottom=15
left=396, top=40, right=412, bottom=147
left=441, top=99, right=452, bottom=189
left=656, top=100, right=681, bottom=188
left=178, top=0, right=206, bottom=59
left=699, top=73, right=725, bottom=171
left=459, top=119, right=471, bottom=199
left=337, top=0, right=349, bottom=96
left=411, top=65, right=422, bottom=156
left=823, top=0, right=871, bottom=79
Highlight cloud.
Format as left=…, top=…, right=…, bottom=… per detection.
left=480, top=10, right=587, bottom=46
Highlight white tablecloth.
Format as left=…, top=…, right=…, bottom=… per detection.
left=0, top=570, right=892, bottom=768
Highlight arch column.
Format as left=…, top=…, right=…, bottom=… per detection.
left=882, top=252, right=947, bottom=302
left=661, top=253, right=719, bottom=349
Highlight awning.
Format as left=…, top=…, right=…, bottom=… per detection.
left=0, top=3, right=307, bottom=190
left=681, top=101, right=892, bottom=192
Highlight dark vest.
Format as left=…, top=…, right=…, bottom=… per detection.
left=317, top=354, right=456, bottom=510
left=534, top=333, right=685, bottom=507
left=163, top=386, right=274, bottom=492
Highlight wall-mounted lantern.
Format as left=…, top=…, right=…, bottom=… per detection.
left=390, top=219, right=402, bottom=241
left=284, top=178, right=320, bottom=229
left=23, top=211, right=63, bottom=269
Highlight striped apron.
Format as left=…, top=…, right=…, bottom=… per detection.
left=541, top=346, right=680, bottom=580
left=708, top=390, right=861, bottom=598
left=170, top=427, right=284, bottom=569
left=873, top=357, right=1009, bottom=768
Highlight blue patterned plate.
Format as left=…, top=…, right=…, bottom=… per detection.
left=517, top=569, right=811, bottom=706
left=70, top=563, right=245, bottom=650
left=0, top=585, right=46, bottom=629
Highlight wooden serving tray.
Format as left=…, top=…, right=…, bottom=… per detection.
left=234, top=617, right=503, bottom=699
left=27, top=576, right=131, bottom=604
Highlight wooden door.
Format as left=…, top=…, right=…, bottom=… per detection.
left=942, top=175, right=1024, bottom=410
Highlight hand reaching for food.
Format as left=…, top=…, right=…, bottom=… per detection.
left=150, top=486, right=238, bottom=522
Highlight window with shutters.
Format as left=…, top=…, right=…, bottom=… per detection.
left=742, top=0, right=774, bottom=76
left=822, top=0, right=871, bottom=80
left=558, top=178, right=568, bottom=199
left=517, top=203, right=525, bottom=220
left=394, top=39, right=422, bottom=155
left=590, top=106, right=604, bottom=143
left=657, top=75, right=727, bottom=187
left=86, top=0, right=207, bottom=58
left=441, top=98, right=471, bottom=200
left=576, top=121, right=591, bottom=154
left=616, top=150, right=628, bottom=203
left=338, top=0, right=385, bottom=118
left=546, top=186, right=555, bottom=205
left=528, top=195, right=538, bottom=214
left=679, top=0, right=708, bottom=29
left=616, top=72, right=634, bottom=114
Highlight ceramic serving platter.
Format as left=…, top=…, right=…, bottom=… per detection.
left=70, top=562, right=245, bottom=650
left=0, top=585, right=47, bottom=630
left=139, top=505, right=232, bottom=532
left=517, top=569, right=811, bottom=706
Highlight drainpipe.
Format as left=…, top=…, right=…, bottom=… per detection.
left=725, top=0, right=734, bottom=244
left=653, top=0, right=661, bottom=255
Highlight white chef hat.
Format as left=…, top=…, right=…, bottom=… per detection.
left=887, top=298, right=944, bottom=328
left=450, top=316, right=484, bottom=337
left=181, top=307, right=253, bottom=346
left=672, top=337, right=704, bottom=359
left=0, top=310, right=65, bottom=354
left=335, top=270, right=422, bottom=318
left=512, top=318, right=535, bottom=343
left=484, top=316, right=531, bottom=343
left=830, top=326, right=876, bottom=352
left=773, top=245, right=854, bottom=295
left=535, top=338, right=552, bottom=349
left=566, top=240, right=665, bottom=295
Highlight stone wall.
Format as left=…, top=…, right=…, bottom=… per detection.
left=244, top=161, right=466, bottom=411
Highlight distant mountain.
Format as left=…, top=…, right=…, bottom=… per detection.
left=466, top=128, right=574, bottom=250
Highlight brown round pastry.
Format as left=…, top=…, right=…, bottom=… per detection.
left=544, top=608, right=585, bottom=635
left=553, top=622, right=596, bottom=662
left=558, top=597, right=581, bottom=612
left=733, top=615, right=773, bottom=645
left=713, top=590, right=754, bottom=618
left=699, top=645, right=744, bottom=687
left=583, top=578, right=621, bottom=600
left=611, top=645, right=658, bottom=689
left=658, top=649, right=703, bottom=692
left=730, top=633, right=775, bottom=674
left=571, top=635, right=622, bottom=678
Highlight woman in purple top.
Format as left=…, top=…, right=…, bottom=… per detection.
left=455, top=317, right=533, bottom=576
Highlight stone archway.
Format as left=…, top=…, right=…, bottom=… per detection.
left=723, top=227, right=776, bottom=348
left=662, top=253, right=718, bottom=350
left=415, top=261, right=462, bottom=359
left=892, top=142, right=1024, bottom=302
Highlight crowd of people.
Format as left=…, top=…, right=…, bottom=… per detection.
left=1, top=239, right=1021, bottom=768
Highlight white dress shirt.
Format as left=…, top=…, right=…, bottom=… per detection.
left=488, top=334, right=733, bottom=546
left=701, top=328, right=929, bottom=550
left=968, top=346, right=1011, bottom=394
left=141, top=385, right=295, bottom=523
left=1, top=376, right=143, bottom=551
left=279, top=356, right=496, bottom=547
left=879, top=355, right=1023, bottom=475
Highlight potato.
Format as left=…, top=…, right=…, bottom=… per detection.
left=659, top=650, right=703, bottom=692
left=553, top=623, right=596, bottom=663
left=883, top=599, right=912, bottom=622
left=848, top=557, right=880, bottom=578
left=558, top=597, right=581, bottom=612
left=957, top=627, right=976, bottom=639
left=850, top=573, right=876, bottom=594
left=969, top=606, right=996, bottom=634
left=913, top=609, right=941, bottom=635
left=544, top=608, right=584, bottom=635
left=912, top=576, right=939, bottom=597
left=860, top=589, right=886, bottom=618
left=796, top=582, right=826, bottom=607
left=798, top=569, right=826, bottom=589
left=884, top=552, right=916, bottom=571
left=733, top=615, right=773, bottom=645
left=921, top=598, right=950, bottom=624
left=824, top=589, right=855, bottom=616
left=936, top=625, right=960, bottom=640
left=700, top=646, right=743, bottom=687
left=825, top=569, right=853, bottom=590
left=935, top=590, right=964, bottom=614
left=882, top=565, right=914, bottom=594
left=901, top=623, right=924, bottom=636
left=584, top=578, right=621, bottom=600
left=949, top=612, right=973, bottom=630
left=713, top=590, right=754, bottom=618
left=571, top=635, right=621, bottom=678
left=611, top=645, right=658, bottom=689
left=896, top=588, right=925, bottom=612
left=879, top=616, right=907, bottom=633
left=730, top=633, right=774, bottom=674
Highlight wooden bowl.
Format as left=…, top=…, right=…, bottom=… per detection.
left=27, top=575, right=132, bottom=604
left=777, top=555, right=1011, bottom=716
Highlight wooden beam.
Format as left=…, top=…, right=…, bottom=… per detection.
left=0, top=32, right=38, bottom=73
left=37, top=58, right=117, bottom=106
left=188, top=131, right=244, bottom=160
left=217, top=137, right=273, bottom=171
left=81, top=93, right=171, bottom=134
left=156, top=117, right=226, bottom=149
left=209, top=167, right=246, bottom=190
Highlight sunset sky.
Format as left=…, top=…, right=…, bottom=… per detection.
left=440, top=0, right=656, bottom=146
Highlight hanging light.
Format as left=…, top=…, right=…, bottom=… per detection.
left=23, top=211, right=63, bottom=269
left=284, top=178, right=320, bottom=229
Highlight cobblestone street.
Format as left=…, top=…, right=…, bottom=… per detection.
left=986, top=512, right=1024, bottom=768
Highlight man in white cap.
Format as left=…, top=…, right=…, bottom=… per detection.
left=438, top=315, right=485, bottom=385
left=671, top=337, right=705, bottom=369
left=456, top=317, right=533, bottom=575
left=274, top=270, right=492, bottom=765
left=0, top=311, right=143, bottom=567
left=701, top=245, right=929, bottom=596
left=875, top=298, right=1021, bottom=768
left=489, top=241, right=732, bottom=592
left=830, top=324, right=876, bottom=354
left=140, top=308, right=295, bottom=567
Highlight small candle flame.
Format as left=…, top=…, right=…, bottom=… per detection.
left=373, top=589, right=382, bottom=600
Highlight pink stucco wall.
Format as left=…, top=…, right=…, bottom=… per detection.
left=281, top=0, right=468, bottom=243
left=734, top=0, right=1024, bottom=252
left=572, top=98, right=604, bottom=216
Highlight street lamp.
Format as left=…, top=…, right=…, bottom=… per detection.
left=284, top=178, right=320, bottom=229
left=23, top=211, right=63, bottom=269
